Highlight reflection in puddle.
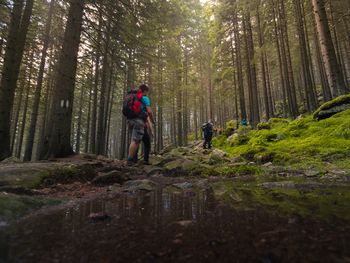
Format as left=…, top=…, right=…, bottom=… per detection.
left=3, top=188, right=217, bottom=262
left=2, top=185, right=350, bottom=263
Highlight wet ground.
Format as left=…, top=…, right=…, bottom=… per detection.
left=1, top=178, right=350, bottom=263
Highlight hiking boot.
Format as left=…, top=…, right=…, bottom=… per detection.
left=143, top=161, right=151, bottom=165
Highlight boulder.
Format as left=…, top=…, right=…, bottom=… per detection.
left=227, top=133, right=238, bottom=144
left=1, top=157, right=22, bottom=164
left=259, top=181, right=295, bottom=189
left=89, top=212, right=111, bottom=221
left=143, top=166, right=165, bottom=176
left=122, top=179, right=156, bottom=192
left=172, top=182, right=193, bottom=190
left=209, top=149, right=229, bottom=164
left=92, top=170, right=129, bottom=185
left=304, top=169, right=320, bottom=178
left=195, top=179, right=210, bottom=189
left=313, top=94, right=350, bottom=120
left=165, top=158, right=197, bottom=172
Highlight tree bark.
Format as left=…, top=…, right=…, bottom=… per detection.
left=23, top=0, right=55, bottom=161
left=312, top=0, right=348, bottom=96
left=293, top=0, right=318, bottom=112
left=0, top=0, right=34, bottom=160
left=232, top=9, right=247, bottom=121
left=89, top=11, right=102, bottom=154
left=44, top=0, right=85, bottom=158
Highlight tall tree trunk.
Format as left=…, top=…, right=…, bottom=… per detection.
left=97, top=28, right=110, bottom=155
left=312, top=13, right=332, bottom=101
left=156, top=44, right=163, bottom=152
left=232, top=10, right=247, bottom=121
left=183, top=46, right=189, bottom=146
left=243, top=12, right=260, bottom=127
left=176, top=69, right=183, bottom=147
left=0, top=0, right=34, bottom=160
left=10, top=66, right=26, bottom=153
left=75, top=84, right=84, bottom=154
left=23, top=0, right=55, bottom=161
left=278, top=0, right=299, bottom=118
left=271, top=0, right=288, bottom=117
left=89, top=11, right=102, bottom=154
left=85, top=64, right=93, bottom=152
left=312, top=0, right=348, bottom=97
left=44, top=0, right=85, bottom=158
left=16, top=56, right=34, bottom=158
left=293, top=0, right=318, bottom=112
left=36, top=48, right=55, bottom=160
left=257, top=3, right=270, bottom=120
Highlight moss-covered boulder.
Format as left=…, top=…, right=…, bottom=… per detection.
left=91, top=170, right=129, bottom=185
left=0, top=193, right=62, bottom=224
left=257, top=122, right=271, bottom=130
left=314, top=94, right=350, bottom=120
left=122, top=179, right=156, bottom=192
left=39, top=165, right=97, bottom=187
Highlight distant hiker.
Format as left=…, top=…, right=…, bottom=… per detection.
left=202, top=120, right=214, bottom=149
left=123, top=84, right=155, bottom=165
left=241, top=119, right=248, bottom=127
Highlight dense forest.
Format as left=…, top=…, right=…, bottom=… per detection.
left=1, top=1, right=350, bottom=262
left=0, top=0, right=349, bottom=161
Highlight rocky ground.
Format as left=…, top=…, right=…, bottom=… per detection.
left=1, top=146, right=350, bottom=262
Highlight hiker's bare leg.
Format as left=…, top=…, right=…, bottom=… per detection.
left=128, top=141, right=140, bottom=159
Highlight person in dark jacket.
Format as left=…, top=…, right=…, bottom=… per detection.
left=202, top=121, right=214, bottom=149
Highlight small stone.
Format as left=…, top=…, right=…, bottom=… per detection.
left=88, top=212, right=111, bottom=221
left=173, top=239, right=183, bottom=244
left=195, top=179, right=209, bottom=189
left=259, top=181, right=295, bottom=189
left=329, top=170, right=347, bottom=176
left=172, top=182, right=193, bottom=190
left=175, top=220, right=193, bottom=227
left=92, top=170, right=129, bottom=185
left=123, top=179, right=156, bottom=192
left=263, top=162, right=273, bottom=167
left=0, top=220, right=9, bottom=228
left=305, top=169, right=320, bottom=177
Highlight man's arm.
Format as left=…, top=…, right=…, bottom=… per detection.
left=146, top=106, right=155, bottom=124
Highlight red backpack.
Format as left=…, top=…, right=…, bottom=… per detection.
left=122, top=89, right=143, bottom=119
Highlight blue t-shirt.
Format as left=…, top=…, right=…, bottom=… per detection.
left=141, top=96, right=151, bottom=113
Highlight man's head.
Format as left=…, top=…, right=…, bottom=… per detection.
left=139, top=84, right=150, bottom=96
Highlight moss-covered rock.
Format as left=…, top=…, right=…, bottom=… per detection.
left=213, top=109, right=350, bottom=171
left=257, top=122, right=271, bottom=130
left=0, top=193, right=62, bottom=223
left=39, top=165, right=97, bottom=187
left=313, top=94, right=350, bottom=120
left=92, top=170, right=129, bottom=185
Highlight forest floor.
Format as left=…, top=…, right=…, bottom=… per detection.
left=1, top=145, right=350, bottom=263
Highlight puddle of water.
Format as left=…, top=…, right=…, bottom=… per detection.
left=1, top=185, right=350, bottom=263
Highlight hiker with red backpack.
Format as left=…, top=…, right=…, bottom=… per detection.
left=123, top=84, right=155, bottom=166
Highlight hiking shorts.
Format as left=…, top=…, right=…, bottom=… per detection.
left=128, top=118, right=145, bottom=143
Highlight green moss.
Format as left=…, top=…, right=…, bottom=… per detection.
left=214, top=165, right=262, bottom=176
left=211, top=181, right=350, bottom=221
left=38, top=165, right=96, bottom=187
left=257, top=122, right=271, bottom=130
left=224, top=120, right=238, bottom=136
left=0, top=193, right=62, bottom=223
left=313, top=94, right=350, bottom=119
left=213, top=109, right=350, bottom=170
